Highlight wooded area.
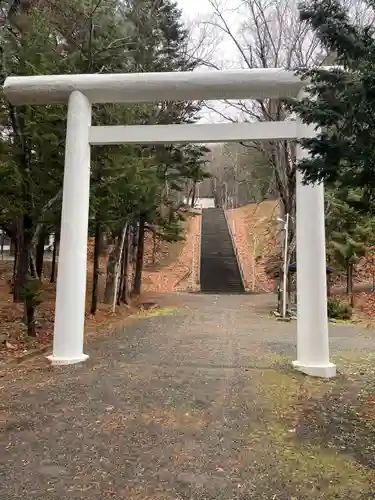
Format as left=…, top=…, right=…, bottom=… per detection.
left=0, top=0, right=210, bottom=338
left=2, top=0, right=375, bottom=343
left=201, top=0, right=375, bottom=318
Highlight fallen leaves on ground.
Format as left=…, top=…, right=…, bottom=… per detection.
left=353, top=291, right=375, bottom=318
left=227, top=202, right=375, bottom=319
left=226, top=201, right=279, bottom=293
left=0, top=212, right=199, bottom=363
left=141, top=212, right=201, bottom=293
left=0, top=275, right=138, bottom=363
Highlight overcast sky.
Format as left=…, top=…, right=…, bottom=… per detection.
left=178, top=0, right=211, bottom=16
left=176, top=0, right=244, bottom=123
left=178, top=0, right=240, bottom=68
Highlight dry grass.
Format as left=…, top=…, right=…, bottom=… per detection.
left=226, top=200, right=280, bottom=292
left=142, top=212, right=201, bottom=293
left=0, top=215, right=198, bottom=362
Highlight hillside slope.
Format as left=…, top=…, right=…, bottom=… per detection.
left=227, top=201, right=375, bottom=319
left=0, top=213, right=201, bottom=361
left=226, top=201, right=280, bottom=293
left=142, top=213, right=201, bottom=293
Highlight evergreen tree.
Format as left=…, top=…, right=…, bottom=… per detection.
left=325, top=188, right=375, bottom=300
left=0, top=0, right=138, bottom=327
left=118, top=0, right=205, bottom=296
left=288, top=0, right=375, bottom=213
left=0, top=0, right=209, bottom=326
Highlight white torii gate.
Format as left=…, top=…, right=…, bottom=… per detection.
left=3, top=69, right=336, bottom=378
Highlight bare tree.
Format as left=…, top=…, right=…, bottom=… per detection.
left=198, top=0, right=321, bottom=289
left=196, top=0, right=373, bottom=310
left=189, top=0, right=323, bottom=312
left=205, top=142, right=274, bottom=207
left=199, top=0, right=375, bottom=214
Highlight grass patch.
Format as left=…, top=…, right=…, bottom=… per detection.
left=269, top=422, right=374, bottom=498
left=138, top=306, right=181, bottom=318
left=250, top=357, right=375, bottom=498
left=333, top=351, right=375, bottom=378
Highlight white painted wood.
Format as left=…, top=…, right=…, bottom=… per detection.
left=3, top=68, right=304, bottom=105
left=89, top=121, right=301, bottom=145
left=293, top=119, right=336, bottom=378
left=47, top=91, right=91, bottom=366
left=3, top=67, right=335, bottom=377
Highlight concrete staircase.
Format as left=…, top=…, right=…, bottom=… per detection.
left=200, top=208, right=245, bottom=294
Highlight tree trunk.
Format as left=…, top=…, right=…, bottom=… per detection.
left=14, top=216, right=29, bottom=303
left=112, top=224, right=128, bottom=312
left=1, top=231, right=4, bottom=259
left=131, top=223, right=138, bottom=262
left=187, top=185, right=193, bottom=205
left=347, top=262, right=354, bottom=306
left=346, top=262, right=353, bottom=295
left=90, top=219, right=102, bottom=315
left=10, top=237, right=15, bottom=256
left=8, top=90, right=38, bottom=334
left=50, top=233, right=58, bottom=283
left=132, top=214, right=146, bottom=296
left=120, top=226, right=131, bottom=304
left=90, top=162, right=104, bottom=311
left=152, top=231, right=157, bottom=265
left=35, top=231, right=46, bottom=279
left=14, top=214, right=37, bottom=336
left=287, top=270, right=292, bottom=306
left=29, top=253, right=37, bottom=278
left=13, top=238, right=17, bottom=286
left=191, top=182, right=196, bottom=208
left=118, top=226, right=130, bottom=305
left=117, top=237, right=125, bottom=306
left=276, top=279, right=282, bottom=313
left=104, top=236, right=121, bottom=304
left=25, top=293, right=36, bottom=337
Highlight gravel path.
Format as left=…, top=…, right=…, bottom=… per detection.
left=1, top=293, right=375, bottom=499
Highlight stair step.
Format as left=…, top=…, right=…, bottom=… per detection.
left=199, top=208, right=244, bottom=294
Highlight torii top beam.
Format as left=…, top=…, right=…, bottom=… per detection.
left=3, top=68, right=305, bottom=105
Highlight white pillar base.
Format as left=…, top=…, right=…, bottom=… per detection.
left=292, top=360, right=336, bottom=378
left=47, top=353, right=89, bottom=366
